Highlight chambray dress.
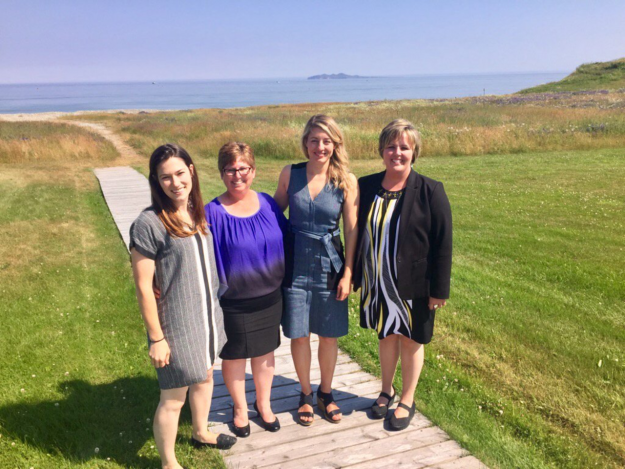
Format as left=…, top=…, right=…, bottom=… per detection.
left=282, top=163, right=348, bottom=339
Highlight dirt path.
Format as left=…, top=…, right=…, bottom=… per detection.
left=58, top=119, right=141, bottom=160
left=0, top=109, right=157, bottom=161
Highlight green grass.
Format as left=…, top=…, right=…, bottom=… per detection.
left=0, top=125, right=225, bottom=468
left=1, top=111, right=624, bottom=468
left=520, top=58, right=625, bottom=93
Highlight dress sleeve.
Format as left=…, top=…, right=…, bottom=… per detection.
left=428, top=182, right=453, bottom=299
left=129, top=211, right=161, bottom=260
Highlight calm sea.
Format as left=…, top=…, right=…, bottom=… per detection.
left=0, top=73, right=567, bottom=114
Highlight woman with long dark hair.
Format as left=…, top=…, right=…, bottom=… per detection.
left=130, top=143, right=236, bottom=469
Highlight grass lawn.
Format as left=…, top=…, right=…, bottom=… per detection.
left=1, top=115, right=624, bottom=468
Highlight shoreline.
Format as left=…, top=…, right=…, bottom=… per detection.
left=0, top=109, right=165, bottom=122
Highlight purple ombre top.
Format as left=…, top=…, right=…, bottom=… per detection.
left=205, top=192, right=288, bottom=300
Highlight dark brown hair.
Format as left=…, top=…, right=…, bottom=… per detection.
left=148, top=143, right=207, bottom=237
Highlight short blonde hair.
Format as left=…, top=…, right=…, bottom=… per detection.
left=218, top=142, right=255, bottom=173
left=378, top=119, right=422, bottom=163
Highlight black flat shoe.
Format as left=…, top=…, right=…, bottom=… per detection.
left=371, top=388, right=396, bottom=419
left=389, top=401, right=416, bottom=431
left=231, top=406, right=250, bottom=438
left=253, top=401, right=280, bottom=432
left=317, top=388, right=341, bottom=424
left=297, top=391, right=314, bottom=426
left=190, top=434, right=237, bottom=450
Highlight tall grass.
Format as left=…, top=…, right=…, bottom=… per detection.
left=0, top=122, right=119, bottom=164
left=70, top=90, right=625, bottom=164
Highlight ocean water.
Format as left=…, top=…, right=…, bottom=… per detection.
left=0, top=72, right=567, bottom=114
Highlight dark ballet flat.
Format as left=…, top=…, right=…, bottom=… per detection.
left=190, top=434, right=237, bottom=450
left=389, top=401, right=416, bottom=431
left=371, top=388, right=396, bottom=419
left=253, top=400, right=280, bottom=432
left=231, top=406, right=250, bottom=438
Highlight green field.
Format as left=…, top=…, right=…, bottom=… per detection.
left=0, top=95, right=624, bottom=469
left=520, top=57, right=625, bottom=93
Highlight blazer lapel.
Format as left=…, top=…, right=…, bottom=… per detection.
left=397, top=169, right=419, bottom=254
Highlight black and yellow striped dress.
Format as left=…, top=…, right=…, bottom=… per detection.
left=360, top=186, right=415, bottom=339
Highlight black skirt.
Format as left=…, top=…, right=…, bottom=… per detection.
left=219, top=288, right=282, bottom=360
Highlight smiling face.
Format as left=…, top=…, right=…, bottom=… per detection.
left=305, top=127, right=335, bottom=165
left=156, top=157, right=193, bottom=208
left=382, top=132, right=414, bottom=179
left=221, top=157, right=256, bottom=196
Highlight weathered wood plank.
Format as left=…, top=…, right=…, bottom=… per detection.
left=260, top=425, right=451, bottom=469
left=227, top=413, right=432, bottom=467
left=94, top=166, right=150, bottom=250
left=428, top=455, right=487, bottom=469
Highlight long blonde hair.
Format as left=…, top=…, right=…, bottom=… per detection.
left=301, top=115, right=354, bottom=194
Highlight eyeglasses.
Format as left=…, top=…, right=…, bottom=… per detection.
left=223, top=166, right=253, bottom=177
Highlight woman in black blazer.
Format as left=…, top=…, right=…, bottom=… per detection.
left=352, top=119, right=452, bottom=430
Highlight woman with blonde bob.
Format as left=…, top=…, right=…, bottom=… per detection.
left=274, top=115, right=359, bottom=425
left=130, top=144, right=236, bottom=469
left=353, top=120, right=452, bottom=431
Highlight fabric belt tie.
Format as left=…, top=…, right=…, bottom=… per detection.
left=292, top=227, right=343, bottom=272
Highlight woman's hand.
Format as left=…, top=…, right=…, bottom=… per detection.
left=149, top=340, right=171, bottom=368
left=429, top=297, right=447, bottom=311
left=336, top=275, right=352, bottom=301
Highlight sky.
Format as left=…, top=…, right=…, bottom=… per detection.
left=1, top=0, right=624, bottom=84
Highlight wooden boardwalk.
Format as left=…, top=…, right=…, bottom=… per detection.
left=94, top=166, right=151, bottom=251
left=94, top=166, right=485, bottom=469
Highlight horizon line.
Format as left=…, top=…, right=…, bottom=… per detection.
left=0, top=70, right=569, bottom=87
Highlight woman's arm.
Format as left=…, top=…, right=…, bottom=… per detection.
left=131, top=249, right=170, bottom=368
left=273, top=165, right=291, bottom=212
left=427, top=182, right=453, bottom=310
left=336, top=173, right=360, bottom=301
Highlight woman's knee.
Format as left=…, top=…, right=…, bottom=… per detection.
left=318, top=336, right=338, bottom=346
left=292, top=335, right=311, bottom=346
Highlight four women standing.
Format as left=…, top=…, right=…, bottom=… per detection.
left=130, top=116, right=451, bottom=465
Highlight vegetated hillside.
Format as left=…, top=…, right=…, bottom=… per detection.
left=520, top=57, right=625, bottom=93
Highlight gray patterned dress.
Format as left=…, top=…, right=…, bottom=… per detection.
left=129, top=208, right=226, bottom=390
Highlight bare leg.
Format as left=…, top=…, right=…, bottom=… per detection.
left=395, top=336, right=424, bottom=418
left=318, top=335, right=341, bottom=421
left=377, top=334, right=401, bottom=406
left=188, top=368, right=221, bottom=444
left=291, top=335, right=313, bottom=423
left=222, top=359, right=249, bottom=427
left=154, top=386, right=187, bottom=469
left=251, top=351, right=276, bottom=421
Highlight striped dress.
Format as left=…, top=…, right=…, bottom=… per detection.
left=129, top=208, right=226, bottom=389
left=360, top=187, right=415, bottom=339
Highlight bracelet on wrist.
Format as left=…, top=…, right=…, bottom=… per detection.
left=150, top=336, right=166, bottom=344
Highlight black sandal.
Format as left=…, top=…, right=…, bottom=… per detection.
left=316, top=388, right=341, bottom=424
left=297, top=391, right=314, bottom=426
left=389, top=401, right=415, bottom=431
left=371, top=388, right=396, bottom=419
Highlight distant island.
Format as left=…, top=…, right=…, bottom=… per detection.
left=308, top=73, right=367, bottom=80
left=519, top=57, right=625, bottom=93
